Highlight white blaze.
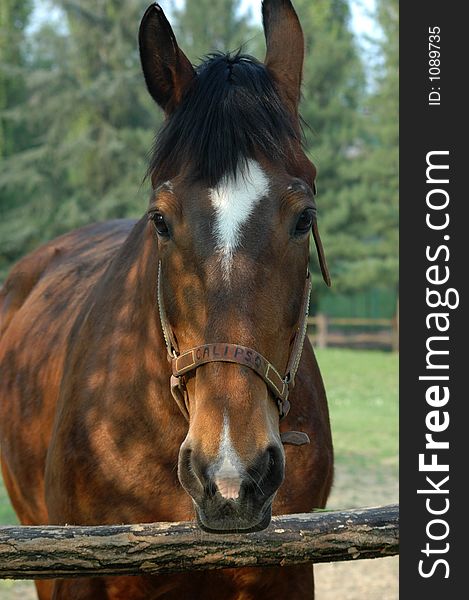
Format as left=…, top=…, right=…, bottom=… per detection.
left=214, top=415, right=242, bottom=500
left=210, top=159, right=269, bottom=278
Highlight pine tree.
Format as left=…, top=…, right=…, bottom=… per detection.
left=365, top=0, right=398, bottom=290
left=331, top=0, right=398, bottom=293
left=0, top=0, right=32, bottom=156
left=0, top=0, right=34, bottom=278
left=293, top=0, right=397, bottom=300
left=0, top=0, right=398, bottom=300
left=290, top=0, right=368, bottom=296
left=173, top=0, right=259, bottom=64
left=0, top=1, right=161, bottom=279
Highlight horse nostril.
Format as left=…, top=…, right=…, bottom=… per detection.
left=179, top=444, right=219, bottom=501
left=178, top=445, right=203, bottom=499
left=268, top=449, right=276, bottom=469
left=245, top=445, right=285, bottom=498
left=178, top=445, right=190, bottom=471
left=179, top=446, right=192, bottom=470
left=267, top=445, right=285, bottom=474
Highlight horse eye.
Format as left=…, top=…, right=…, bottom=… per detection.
left=295, top=209, right=314, bottom=235
left=151, top=212, right=170, bottom=237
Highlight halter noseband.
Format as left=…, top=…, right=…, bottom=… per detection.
left=157, top=261, right=312, bottom=444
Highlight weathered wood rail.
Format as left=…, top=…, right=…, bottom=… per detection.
left=308, top=314, right=399, bottom=351
left=0, top=504, right=398, bottom=580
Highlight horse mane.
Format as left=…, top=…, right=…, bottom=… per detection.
left=148, top=52, right=300, bottom=187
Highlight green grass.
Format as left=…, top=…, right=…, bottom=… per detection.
left=0, top=348, right=398, bottom=525
left=0, top=473, right=17, bottom=526
left=315, top=347, right=398, bottom=476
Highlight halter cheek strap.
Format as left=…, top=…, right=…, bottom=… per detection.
left=157, top=261, right=312, bottom=445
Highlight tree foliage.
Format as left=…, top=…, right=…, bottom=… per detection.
left=324, top=0, right=398, bottom=294
left=0, top=0, right=35, bottom=274
left=0, top=0, right=32, bottom=156
left=173, top=0, right=259, bottom=63
left=289, top=0, right=397, bottom=298
left=291, top=0, right=369, bottom=294
left=0, top=0, right=398, bottom=309
left=0, top=0, right=159, bottom=277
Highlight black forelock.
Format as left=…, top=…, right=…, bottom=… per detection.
left=148, top=52, right=300, bottom=188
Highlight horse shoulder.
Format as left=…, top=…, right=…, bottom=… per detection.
left=0, top=220, right=135, bottom=527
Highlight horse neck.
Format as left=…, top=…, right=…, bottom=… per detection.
left=77, top=217, right=179, bottom=420
left=101, top=218, right=161, bottom=341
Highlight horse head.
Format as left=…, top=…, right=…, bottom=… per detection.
left=139, top=0, right=330, bottom=533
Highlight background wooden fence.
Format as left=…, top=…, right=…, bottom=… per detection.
left=0, top=505, right=398, bottom=580
left=308, top=315, right=399, bottom=351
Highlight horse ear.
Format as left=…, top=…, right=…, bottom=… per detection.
left=139, top=4, right=195, bottom=114
left=262, top=0, right=304, bottom=116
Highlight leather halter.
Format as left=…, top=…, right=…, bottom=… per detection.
left=157, top=261, right=312, bottom=444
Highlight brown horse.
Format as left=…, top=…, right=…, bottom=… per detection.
left=0, top=1, right=333, bottom=598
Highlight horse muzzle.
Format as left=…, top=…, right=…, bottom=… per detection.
left=178, top=442, right=285, bottom=533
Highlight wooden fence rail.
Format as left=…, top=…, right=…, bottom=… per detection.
left=0, top=504, right=398, bottom=580
left=308, top=315, right=399, bottom=351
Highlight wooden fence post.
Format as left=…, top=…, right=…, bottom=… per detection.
left=316, top=313, right=328, bottom=348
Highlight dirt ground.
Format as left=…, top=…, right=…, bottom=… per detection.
left=315, top=557, right=398, bottom=600
left=314, top=462, right=399, bottom=600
